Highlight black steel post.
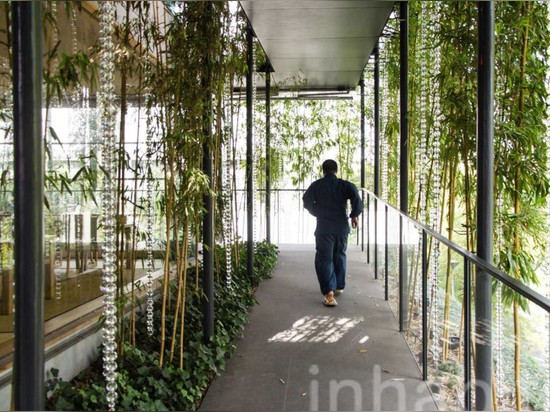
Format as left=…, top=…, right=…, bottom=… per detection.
left=366, top=193, right=370, bottom=263
left=360, top=77, right=365, bottom=252
left=464, top=258, right=472, bottom=411
left=374, top=198, right=378, bottom=280
left=12, top=2, right=44, bottom=410
left=385, top=204, right=389, bottom=301
left=265, top=71, right=271, bottom=244
left=399, top=1, right=409, bottom=333
left=476, top=2, right=494, bottom=410
left=374, top=47, right=380, bottom=198
left=202, top=9, right=214, bottom=340
left=421, top=229, right=428, bottom=381
left=246, top=26, right=254, bottom=282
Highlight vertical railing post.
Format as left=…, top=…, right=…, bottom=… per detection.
left=246, top=25, right=254, bottom=282
left=374, top=197, right=378, bottom=280
left=421, top=229, right=428, bottom=381
left=398, top=214, right=408, bottom=331
left=399, top=0, right=409, bottom=333
left=385, top=204, right=389, bottom=301
left=360, top=76, right=365, bottom=252
left=367, top=193, right=370, bottom=263
left=464, top=258, right=472, bottom=411
left=12, top=2, right=44, bottom=410
left=265, top=71, right=271, bottom=244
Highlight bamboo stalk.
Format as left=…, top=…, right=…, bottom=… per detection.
left=159, top=146, right=175, bottom=366
left=179, top=225, right=189, bottom=369
left=169, top=218, right=185, bottom=364
left=442, top=160, right=457, bottom=361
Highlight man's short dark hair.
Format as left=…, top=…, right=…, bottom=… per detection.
left=322, top=159, right=338, bottom=174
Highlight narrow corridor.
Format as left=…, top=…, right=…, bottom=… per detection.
left=200, top=245, right=437, bottom=411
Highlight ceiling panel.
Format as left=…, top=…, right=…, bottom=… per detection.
left=240, top=0, right=394, bottom=91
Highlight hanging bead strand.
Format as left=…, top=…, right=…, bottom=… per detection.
left=380, top=43, right=389, bottom=203
left=98, top=3, right=118, bottom=411
left=429, top=1, right=442, bottom=369
left=145, top=94, right=155, bottom=336
left=222, top=85, right=234, bottom=289
left=414, top=1, right=428, bottom=305
left=54, top=217, right=62, bottom=300
left=545, top=22, right=550, bottom=404
left=494, top=19, right=507, bottom=404
left=252, top=38, right=258, bottom=247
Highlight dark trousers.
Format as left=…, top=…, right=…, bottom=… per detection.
left=314, top=233, right=348, bottom=296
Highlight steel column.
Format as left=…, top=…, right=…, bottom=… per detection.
left=374, top=46, right=380, bottom=198
left=399, top=1, right=409, bottom=332
left=12, top=2, right=44, bottom=410
left=246, top=26, right=254, bottom=282
left=475, top=2, right=494, bottom=410
left=360, top=76, right=365, bottom=252
left=265, top=72, right=271, bottom=244
left=202, top=6, right=214, bottom=340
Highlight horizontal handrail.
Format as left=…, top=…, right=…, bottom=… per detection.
left=360, top=188, right=550, bottom=313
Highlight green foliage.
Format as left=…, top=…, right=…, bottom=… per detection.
left=45, top=241, right=279, bottom=411
left=437, top=360, right=462, bottom=376
left=493, top=1, right=550, bottom=306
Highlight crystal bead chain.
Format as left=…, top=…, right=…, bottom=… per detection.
left=252, top=38, right=258, bottom=246
left=145, top=94, right=155, bottom=336
left=380, top=44, right=389, bottom=203
left=98, top=3, right=118, bottom=411
left=415, top=1, right=428, bottom=303
left=71, top=5, right=78, bottom=57
left=494, top=25, right=506, bottom=405
left=51, top=1, right=59, bottom=74
left=381, top=40, right=390, bottom=279
left=364, top=68, right=374, bottom=168
left=75, top=214, right=82, bottom=288
left=223, top=86, right=234, bottom=289
left=430, top=3, right=442, bottom=367
left=54, top=217, right=62, bottom=300
left=83, top=87, right=90, bottom=168
left=545, top=23, right=550, bottom=404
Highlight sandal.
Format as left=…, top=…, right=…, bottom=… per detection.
left=323, top=297, right=338, bottom=307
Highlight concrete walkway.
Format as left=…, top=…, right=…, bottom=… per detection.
left=200, top=245, right=437, bottom=411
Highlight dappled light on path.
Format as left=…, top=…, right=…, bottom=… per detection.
left=268, top=316, right=363, bottom=343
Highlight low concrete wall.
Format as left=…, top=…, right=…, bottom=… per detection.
left=0, top=326, right=102, bottom=411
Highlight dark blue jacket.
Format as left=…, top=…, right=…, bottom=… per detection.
left=303, top=173, right=363, bottom=235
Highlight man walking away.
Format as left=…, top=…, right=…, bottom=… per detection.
left=303, top=159, right=363, bottom=307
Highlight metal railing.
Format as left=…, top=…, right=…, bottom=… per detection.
left=234, top=184, right=550, bottom=408
left=362, top=188, right=550, bottom=410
